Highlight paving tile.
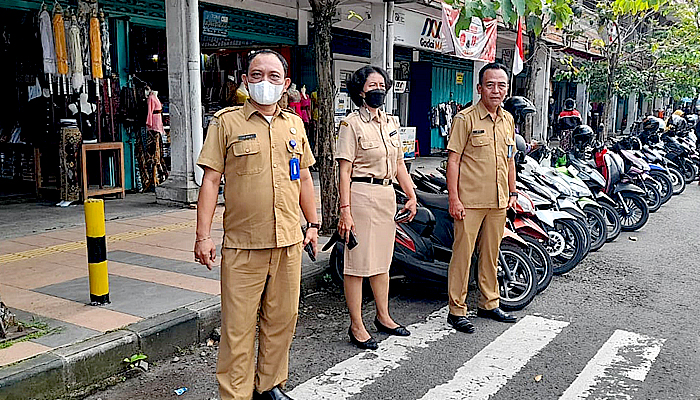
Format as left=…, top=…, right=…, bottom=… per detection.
left=8, top=235, right=73, bottom=248
left=108, top=261, right=219, bottom=295
left=0, top=284, right=141, bottom=332
left=107, top=250, right=220, bottom=280
left=12, top=309, right=100, bottom=349
left=0, top=241, right=38, bottom=256
left=38, top=228, right=86, bottom=242
left=34, top=275, right=212, bottom=319
left=42, top=251, right=87, bottom=268
left=1, top=259, right=84, bottom=289
left=0, top=341, right=53, bottom=367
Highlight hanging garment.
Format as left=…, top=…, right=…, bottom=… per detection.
left=289, top=101, right=302, bottom=116
left=68, top=20, right=83, bottom=91
left=300, top=95, right=311, bottom=123
left=146, top=92, right=164, bottom=134
left=28, top=78, right=42, bottom=101
left=99, top=12, right=111, bottom=76
left=39, top=9, right=57, bottom=74
left=59, top=123, right=82, bottom=202
left=135, top=128, right=168, bottom=191
left=53, top=9, right=68, bottom=76
left=89, top=14, right=102, bottom=79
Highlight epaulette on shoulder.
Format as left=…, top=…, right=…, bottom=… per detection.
left=213, top=106, right=242, bottom=118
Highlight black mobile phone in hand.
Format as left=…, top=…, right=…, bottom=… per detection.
left=301, top=226, right=316, bottom=262
left=346, top=230, right=358, bottom=250
left=395, top=209, right=411, bottom=222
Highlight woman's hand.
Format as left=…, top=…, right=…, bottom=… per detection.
left=401, top=196, right=418, bottom=222
left=337, top=207, right=355, bottom=242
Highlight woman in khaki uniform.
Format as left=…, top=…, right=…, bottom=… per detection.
left=335, top=66, right=417, bottom=350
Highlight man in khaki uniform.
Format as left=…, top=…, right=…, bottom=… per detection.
left=445, top=63, right=518, bottom=333
left=194, top=50, right=319, bottom=400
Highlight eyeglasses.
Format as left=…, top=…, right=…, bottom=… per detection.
left=483, top=82, right=508, bottom=91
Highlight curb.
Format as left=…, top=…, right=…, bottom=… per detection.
left=0, top=264, right=329, bottom=399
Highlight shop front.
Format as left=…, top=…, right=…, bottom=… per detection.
left=393, top=8, right=474, bottom=155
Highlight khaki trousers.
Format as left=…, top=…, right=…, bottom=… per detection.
left=448, top=208, right=506, bottom=316
left=217, top=244, right=302, bottom=400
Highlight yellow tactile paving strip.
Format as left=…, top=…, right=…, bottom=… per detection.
left=0, top=216, right=223, bottom=265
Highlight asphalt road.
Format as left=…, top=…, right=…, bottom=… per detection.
left=84, top=183, right=700, bottom=400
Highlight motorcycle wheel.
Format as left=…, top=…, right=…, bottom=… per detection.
left=583, top=206, right=608, bottom=252
left=498, top=242, right=538, bottom=311
left=642, top=182, right=662, bottom=213
left=329, top=242, right=345, bottom=286
left=682, top=161, right=696, bottom=183
left=648, top=171, right=673, bottom=205
left=521, top=236, right=553, bottom=294
left=571, top=218, right=591, bottom=261
left=548, top=219, right=586, bottom=275
left=599, top=202, right=622, bottom=242
left=616, top=192, right=650, bottom=232
left=669, top=167, right=686, bottom=195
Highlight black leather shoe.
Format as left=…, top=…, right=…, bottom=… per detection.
left=253, top=386, right=294, bottom=400
left=348, top=327, right=379, bottom=350
left=477, top=307, right=517, bottom=323
left=447, top=314, right=475, bottom=333
left=374, top=317, right=411, bottom=336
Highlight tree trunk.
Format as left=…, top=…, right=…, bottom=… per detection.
left=310, top=0, right=340, bottom=234
left=523, top=31, right=539, bottom=142
left=601, top=57, right=617, bottom=141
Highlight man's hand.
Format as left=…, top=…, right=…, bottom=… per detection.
left=449, top=196, right=466, bottom=221
left=303, top=227, right=319, bottom=257
left=508, top=195, right=518, bottom=209
left=194, top=238, right=216, bottom=270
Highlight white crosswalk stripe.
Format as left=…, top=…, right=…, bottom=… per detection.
left=419, top=315, right=570, bottom=400
left=559, top=329, right=666, bottom=400
left=290, top=311, right=664, bottom=400
left=288, top=307, right=453, bottom=399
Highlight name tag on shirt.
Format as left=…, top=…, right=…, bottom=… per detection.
left=290, top=157, right=300, bottom=180
left=472, top=129, right=485, bottom=135
left=389, top=130, right=398, bottom=137
left=238, top=134, right=256, bottom=141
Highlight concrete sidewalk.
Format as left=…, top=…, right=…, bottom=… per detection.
left=0, top=156, right=444, bottom=399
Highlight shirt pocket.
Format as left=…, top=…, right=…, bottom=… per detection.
left=230, top=138, right=263, bottom=175
left=359, top=137, right=380, bottom=150
left=285, top=138, right=304, bottom=157
left=469, top=133, right=492, bottom=159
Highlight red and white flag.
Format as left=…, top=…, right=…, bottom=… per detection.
left=513, top=18, right=524, bottom=76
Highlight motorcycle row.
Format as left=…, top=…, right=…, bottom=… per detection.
left=329, top=98, right=700, bottom=313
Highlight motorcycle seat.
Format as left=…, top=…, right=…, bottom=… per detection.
left=416, top=189, right=450, bottom=211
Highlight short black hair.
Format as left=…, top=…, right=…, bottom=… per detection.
left=347, top=65, right=393, bottom=107
left=478, top=62, right=509, bottom=85
left=247, top=49, right=288, bottom=76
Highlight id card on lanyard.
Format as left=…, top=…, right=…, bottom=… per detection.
left=290, top=157, right=300, bottom=180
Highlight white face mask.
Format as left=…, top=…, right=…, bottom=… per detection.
left=247, top=80, right=285, bottom=105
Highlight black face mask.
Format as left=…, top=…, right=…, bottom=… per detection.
left=364, top=89, right=386, bottom=108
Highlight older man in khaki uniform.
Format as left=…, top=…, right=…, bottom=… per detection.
left=194, top=50, right=318, bottom=400
left=445, top=63, right=518, bottom=334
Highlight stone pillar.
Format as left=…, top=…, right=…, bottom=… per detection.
left=370, top=2, right=386, bottom=68
left=576, top=82, right=589, bottom=125
left=625, top=92, right=638, bottom=134
left=529, top=45, right=551, bottom=142
left=156, top=0, right=200, bottom=204
left=472, top=60, right=486, bottom=104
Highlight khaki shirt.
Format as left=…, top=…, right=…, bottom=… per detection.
left=335, top=108, right=403, bottom=179
left=446, top=101, right=515, bottom=209
left=197, top=100, right=315, bottom=249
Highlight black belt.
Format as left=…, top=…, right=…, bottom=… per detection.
left=351, top=177, right=392, bottom=186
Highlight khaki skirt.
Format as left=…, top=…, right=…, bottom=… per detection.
left=344, top=182, right=396, bottom=277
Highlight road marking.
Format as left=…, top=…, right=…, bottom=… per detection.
left=419, top=315, right=569, bottom=400
left=288, top=307, right=453, bottom=399
left=559, top=329, right=665, bottom=399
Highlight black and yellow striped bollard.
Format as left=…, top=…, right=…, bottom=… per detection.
left=84, top=199, right=110, bottom=305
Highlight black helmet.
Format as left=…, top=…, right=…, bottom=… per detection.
left=642, top=116, right=664, bottom=133
left=503, top=96, right=536, bottom=125
left=685, top=114, right=698, bottom=129
left=564, top=98, right=576, bottom=110
left=572, top=124, right=595, bottom=146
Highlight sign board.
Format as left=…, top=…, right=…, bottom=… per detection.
left=394, top=81, right=407, bottom=94
left=456, top=72, right=464, bottom=85
left=335, top=92, right=350, bottom=115
left=400, top=127, right=417, bottom=160
left=441, top=4, right=498, bottom=62
left=393, top=9, right=445, bottom=53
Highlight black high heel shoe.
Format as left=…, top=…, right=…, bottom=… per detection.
left=374, top=317, right=411, bottom=336
left=348, top=327, right=378, bottom=350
